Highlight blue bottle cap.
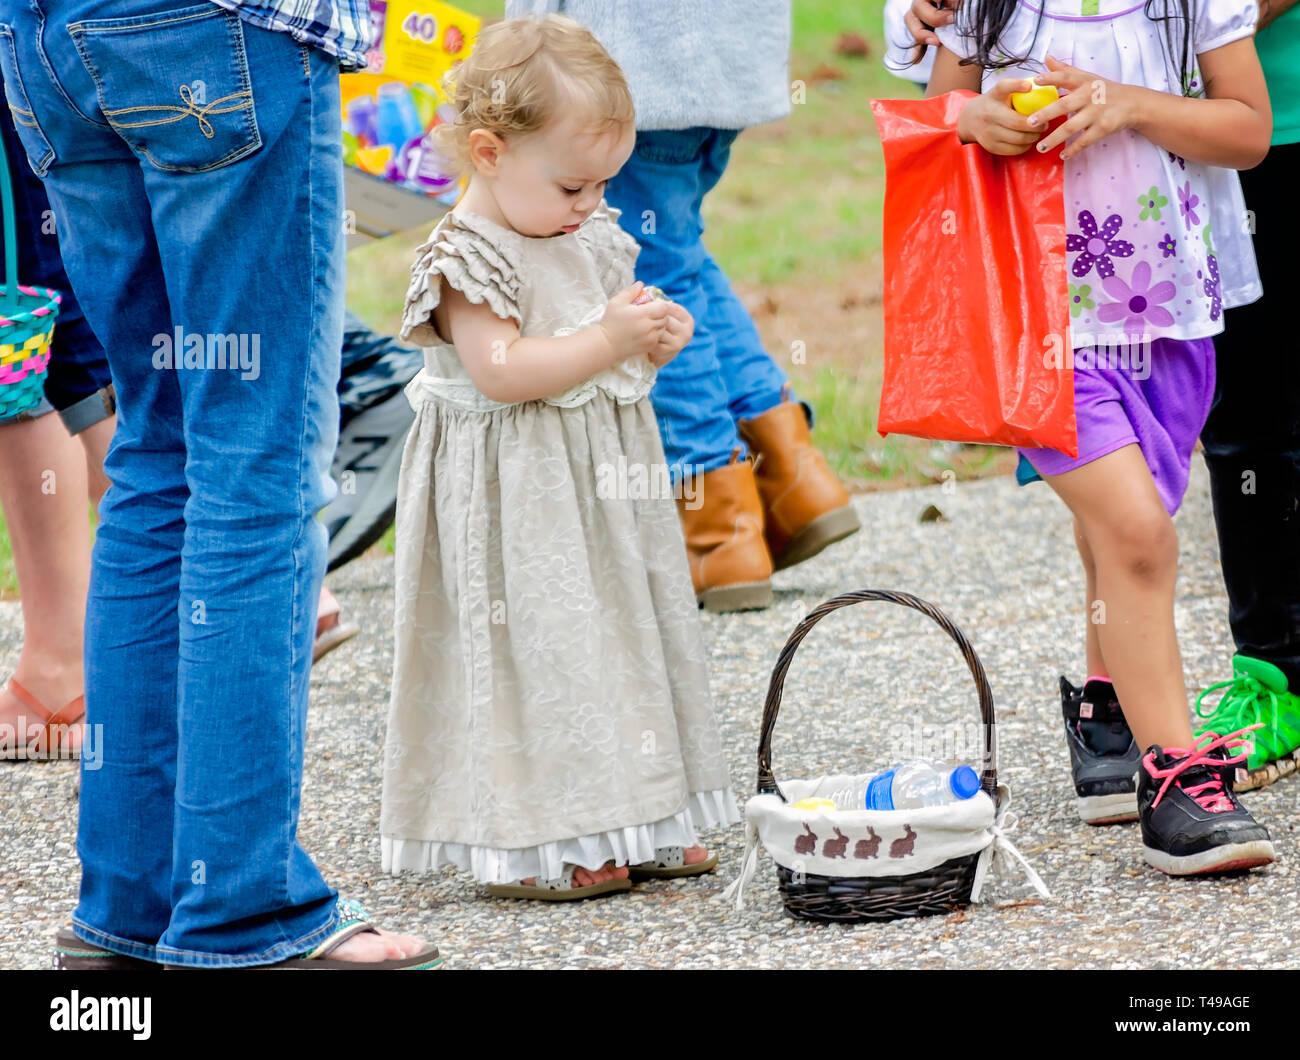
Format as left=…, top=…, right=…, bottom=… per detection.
left=865, top=770, right=896, bottom=811
left=948, top=765, right=981, bottom=800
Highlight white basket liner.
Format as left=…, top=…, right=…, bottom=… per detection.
left=722, top=775, right=1050, bottom=909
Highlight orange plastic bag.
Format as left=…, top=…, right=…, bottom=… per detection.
left=870, top=91, right=1076, bottom=456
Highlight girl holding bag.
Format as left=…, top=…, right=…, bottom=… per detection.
left=927, top=0, right=1276, bottom=874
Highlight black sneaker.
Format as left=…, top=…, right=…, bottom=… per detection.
left=1061, top=676, right=1140, bottom=824
left=1138, top=731, right=1276, bottom=875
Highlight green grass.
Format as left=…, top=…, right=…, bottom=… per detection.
left=0, top=518, right=13, bottom=597
left=703, top=1, right=908, bottom=287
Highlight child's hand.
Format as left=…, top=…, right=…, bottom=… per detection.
left=906, top=0, right=956, bottom=48
left=648, top=302, right=694, bottom=367
left=1030, top=56, right=1140, bottom=161
left=600, top=282, right=670, bottom=360
left=957, top=78, right=1043, bottom=155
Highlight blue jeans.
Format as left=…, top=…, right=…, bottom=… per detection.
left=605, top=127, right=807, bottom=480
left=0, top=0, right=344, bottom=965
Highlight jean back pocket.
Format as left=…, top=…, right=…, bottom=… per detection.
left=0, top=24, right=57, bottom=177
left=68, top=3, right=260, bottom=174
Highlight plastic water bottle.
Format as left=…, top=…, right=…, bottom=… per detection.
left=829, top=760, right=981, bottom=810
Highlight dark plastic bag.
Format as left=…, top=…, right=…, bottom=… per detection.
left=870, top=91, right=1076, bottom=456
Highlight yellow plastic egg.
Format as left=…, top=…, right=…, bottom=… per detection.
left=1010, top=78, right=1059, bottom=116
left=793, top=797, right=838, bottom=812
left=354, top=144, right=393, bottom=175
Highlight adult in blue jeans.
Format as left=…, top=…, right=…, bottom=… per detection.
left=0, top=0, right=437, bottom=968
left=509, top=1, right=861, bottom=613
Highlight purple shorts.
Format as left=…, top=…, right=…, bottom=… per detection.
left=1017, top=336, right=1216, bottom=516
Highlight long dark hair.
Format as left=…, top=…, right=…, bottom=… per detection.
left=950, top=0, right=1197, bottom=97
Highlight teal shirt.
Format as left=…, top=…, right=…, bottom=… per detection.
left=1257, top=8, right=1300, bottom=145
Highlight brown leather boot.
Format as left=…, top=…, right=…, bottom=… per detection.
left=738, top=389, right=861, bottom=572
left=677, top=449, right=774, bottom=612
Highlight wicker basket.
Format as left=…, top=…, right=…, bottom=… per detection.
left=0, top=118, right=60, bottom=421
left=724, top=589, right=1041, bottom=924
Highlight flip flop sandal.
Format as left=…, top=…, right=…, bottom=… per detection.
left=486, top=864, right=633, bottom=902
left=0, top=678, right=84, bottom=761
left=628, top=846, right=718, bottom=881
left=312, top=611, right=360, bottom=663
left=54, top=927, right=161, bottom=971
left=167, top=900, right=443, bottom=970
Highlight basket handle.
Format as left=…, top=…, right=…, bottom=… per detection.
left=0, top=107, right=18, bottom=316
left=756, top=589, right=998, bottom=801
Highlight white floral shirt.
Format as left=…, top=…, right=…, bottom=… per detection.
left=938, top=0, right=1262, bottom=344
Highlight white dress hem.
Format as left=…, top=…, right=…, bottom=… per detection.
left=381, top=788, right=741, bottom=884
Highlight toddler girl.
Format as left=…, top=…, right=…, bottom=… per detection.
left=928, top=0, right=1275, bottom=873
left=380, top=14, right=740, bottom=899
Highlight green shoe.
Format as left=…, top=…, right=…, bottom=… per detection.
left=1195, top=654, right=1300, bottom=791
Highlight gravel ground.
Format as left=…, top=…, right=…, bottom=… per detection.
left=2, top=460, right=1297, bottom=970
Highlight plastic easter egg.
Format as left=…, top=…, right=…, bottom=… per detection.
left=1010, top=78, right=1059, bottom=116
left=633, top=285, right=668, bottom=305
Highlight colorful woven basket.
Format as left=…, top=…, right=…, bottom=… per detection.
left=0, top=116, right=60, bottom=420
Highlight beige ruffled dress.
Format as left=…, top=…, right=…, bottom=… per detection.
left=380, top=201, right=740, bottom=884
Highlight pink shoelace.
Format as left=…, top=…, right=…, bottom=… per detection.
left=1141, top=725, right=1261, bottom=812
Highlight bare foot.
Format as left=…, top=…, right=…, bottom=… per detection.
left=325, top=926, right=431, bottom=963
left=522, top=860, right=630, bottom=887
left=682, top=845, right=709, bottom=865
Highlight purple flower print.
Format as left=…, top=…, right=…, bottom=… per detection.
left=1168, top=151, right=1186, bottom=170
left=1066, top=211, right=1135, bottom=280
left=1178, top=182, right=1201, bottom=227
left=1204, top=254, right=1221, bottom=321
left=1158, top=233, right=1177, bottom=258
left=1098, top=261, right=1177, bottom=332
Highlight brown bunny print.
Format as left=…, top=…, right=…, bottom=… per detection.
left=889, top=824, right=917, bottom=858
left=823, top=827, right=849, bottom=859
left=794, top=824, right=817, bottom=856
left=854, top=827, right=881, bottom=859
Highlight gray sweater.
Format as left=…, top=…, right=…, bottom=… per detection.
left=504, top=0, right=791, bottom=131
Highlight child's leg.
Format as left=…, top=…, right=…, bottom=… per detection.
left=1042, top=445, right=1193, bottom=751
left=1073, top=517, right=1107, bottom=681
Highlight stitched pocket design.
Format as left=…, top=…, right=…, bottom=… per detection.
left=68, top=3, right=261, bottom=173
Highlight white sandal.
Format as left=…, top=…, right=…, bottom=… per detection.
left=629, top=846, right=718, bottom=880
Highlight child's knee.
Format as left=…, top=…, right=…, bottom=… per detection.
left=1099, top=508, right=1178, bottom=584
left=1086, top=496, right=1180, bottom=580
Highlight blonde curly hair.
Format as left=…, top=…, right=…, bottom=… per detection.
left=436, top=14, right=635, bottom=177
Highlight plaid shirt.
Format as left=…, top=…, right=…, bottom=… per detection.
left=209, top=0, right=376, bottom=70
